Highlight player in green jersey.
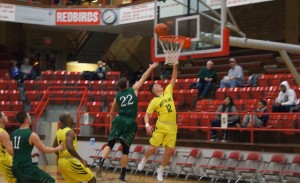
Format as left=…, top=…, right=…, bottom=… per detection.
left=11, top=111, right=64, bottom=183
left=96, top=62, right=158, bottom=181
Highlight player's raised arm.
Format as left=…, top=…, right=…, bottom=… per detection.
left=133, top=62, right=159, bottom=91
left=110, top=98, right=118, bottom=123
left=170, top=63, right=178, bottom=88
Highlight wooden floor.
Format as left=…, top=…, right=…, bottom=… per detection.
left=0, top=165, right=207, bottom=183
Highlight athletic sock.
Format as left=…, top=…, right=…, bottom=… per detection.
left=119, top=167, right=127, bottom=181
left=98, top=157, right=105, bottom=167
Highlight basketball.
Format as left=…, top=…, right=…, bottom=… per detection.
left=155, top=23, right=169, bottom=36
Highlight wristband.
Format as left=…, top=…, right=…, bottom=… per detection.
left=145, top=123, right=150, bottom=128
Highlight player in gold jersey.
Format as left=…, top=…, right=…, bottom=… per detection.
left=0, top=111, right=15, bottom=183
left=53, top=113, right=96, bottom=183
left=138, top=63, right=178, bottom=182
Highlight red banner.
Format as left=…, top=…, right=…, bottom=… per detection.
left=56, top=9, right=100, bottom=25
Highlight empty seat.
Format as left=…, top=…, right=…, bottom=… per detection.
left=87, top=102, right=103, bottom=112
left=106, top=71, right=120, bottom=80
left=54, top=70, right=68, bottom=80
left=0, top=101, right=10, bottom=111
left=11, top=101, right=23, bottom=111
left=67, top=71, right=81, bottom=80
left=90, top=81, right=103, bottom=91
left=0, top=90, right=9, bottom=101
left=24, top=80, right=37, bottom=90
left=9, top=90, right=20, bottom=101
left=0, top=80, right=8, bottom=89
left=7, top=80, right=17, bottom=90
left=41, top=70, right=54, bottom=80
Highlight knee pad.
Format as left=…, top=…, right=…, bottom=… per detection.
left=120, top=140, right=130, bottom=155
left=107, top=138, right=117, bottom=149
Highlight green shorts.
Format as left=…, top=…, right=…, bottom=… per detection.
left=109, top=116, right=138, bottom=146
left=12, top=164, right=55, bottom=183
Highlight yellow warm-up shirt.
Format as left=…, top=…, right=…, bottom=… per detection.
left=146, top=84, right=177, bottom=134
left=56, top=127, right=78, bottom=157
left=0, top=128, right=11, bottom=160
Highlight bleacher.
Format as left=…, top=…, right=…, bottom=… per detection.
left=1, top=48, right=300, bottom=144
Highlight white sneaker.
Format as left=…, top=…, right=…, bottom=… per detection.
left=221, top=139, right=228, bottom=143
left=138, top=157, right=147, bottom=171
left=156, top=167, right=164, bottom=182
left=209, top=138, right=217, bottom=142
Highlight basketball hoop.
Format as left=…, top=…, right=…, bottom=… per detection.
left=158, top=35, right=191, bottom=65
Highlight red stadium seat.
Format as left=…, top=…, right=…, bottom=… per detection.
left=90, top=81, right=103, bottom=91
left=0, top=80, right=8, bottom=90
left=0, top=69, right=10, bottom=80
left=9, top=90, right=20, bottom=101
left=26, top=90, right=41, bottom=103
left=24, top=80, right=37, bottom=90
left=91, top=91, right=105, bottom=102
left=11, top=101, right=23, bottom=111
left=215, top=88, right=227, bottom=100
left=65, top=91, right=79, bottom=105
left=67, top=71, right=81, bottom=80
left=239, top=87, right=251, bottom=99
left=7, top=80, right=17, bottom=90
left=54, top=70, right=68, bottom=80
left=0, top=101, right=11, bottom=111
left=87, top=102, right=103, bottom=112
left=41, top=70, right=54, bottom=80
left=105, top=91, right=117, bottom=105
left=77, top=80, right=90, bottom=89
left=0, top=90, right=9, bottom=101
left=49, top=90, right=65, bottom=105
left=106, top=71, right=120, bottom=80
left=226, top=88, right=240, bottom=99
left=103, top=80, right=117, bottom=91
left=38, top=80, right=50, bottom=90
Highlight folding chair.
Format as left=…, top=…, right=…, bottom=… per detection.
left=214, top=151, right=242, bottom=183
left=199, top=150, right=225, bottom=182
left=235, top=152, right=262, bottom=183
left=89, top=144, right=107, bottom=167
left=176, top=148, right=200, bottom=180
left=107, top=145, right=123, bottom=172
left=280, top=154, right=300, bottom=183
left=137, top=149, right=159, bottom=175
left=127, top=145, right=145, bottom=174
left=152, top=148, right=177, bottom=178
left=259, top=153, right=286, bottom=183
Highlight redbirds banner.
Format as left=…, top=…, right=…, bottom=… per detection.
left=56, top=9, right=100, bottom=25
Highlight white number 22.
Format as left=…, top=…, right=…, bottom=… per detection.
left=120, top=94, right=134, bottom=107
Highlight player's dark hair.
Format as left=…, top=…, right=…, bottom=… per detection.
left=118, top=77, right=128, bottom=90
left=149, top=83, right=155, bottom=95
left=59, top=113, right=70, bottom=125
left=16, top=111, right=28, bottom=124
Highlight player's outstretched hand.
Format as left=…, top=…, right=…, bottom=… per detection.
left=149, top=62, right=159, bottom=69
left=146, top=126, right=153, bottom=136
left=56, top=142, right=65, bottom=151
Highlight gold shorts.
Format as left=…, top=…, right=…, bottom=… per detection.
left=0, top=157, right=16, bottom=183
left=58, top=157, right=94, bottom=183
left=149, top=129, right=177, bottom=148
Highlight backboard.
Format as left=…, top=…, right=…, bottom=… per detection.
left=152, top=0, right=229, bottom=62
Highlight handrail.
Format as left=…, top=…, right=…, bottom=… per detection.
left=32, top=86, right=88, bottom=132
left=76, top=111, right=300, bottom=144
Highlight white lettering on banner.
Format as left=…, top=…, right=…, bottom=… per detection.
left=206, top=0, right=273, bottom=9
left=0, top=3, right=15, bottom=22
left=119, top=2, right=154, bottom=24
left=56, top=10, right=100, bottom=25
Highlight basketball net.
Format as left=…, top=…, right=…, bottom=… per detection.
left=158, top=35, right=187, bottom=65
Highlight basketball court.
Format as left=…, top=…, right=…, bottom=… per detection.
left=0, top=165, right=209, bottom=182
